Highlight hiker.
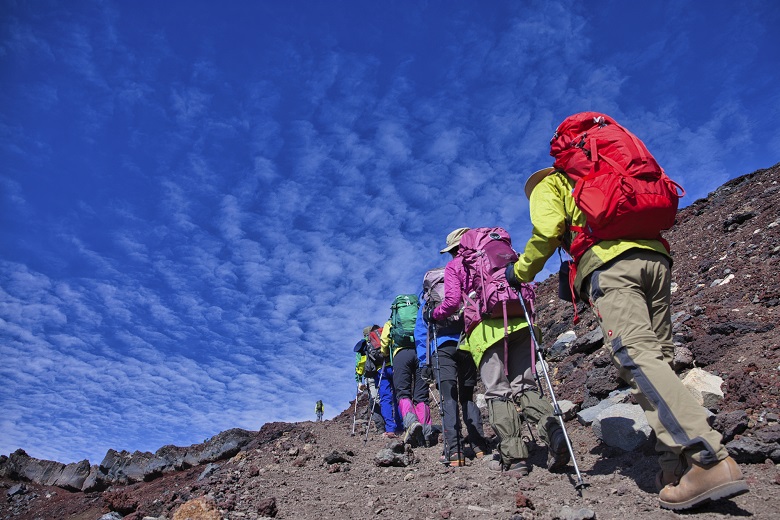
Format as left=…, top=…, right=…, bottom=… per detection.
left=417, top=269, right=490, bottom=467
left=353, top=335, right=386, bottom=432
left=315, top=400, right=324, bottom=422
left=428, top=227, right=569, bottom=478
left=504, top=112, right=748, bottom=510
left=381, top=295, right=434, bottom=447
left=358, top=325, right=402, bottom=438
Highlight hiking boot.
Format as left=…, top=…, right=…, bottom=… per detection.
left=505, top=459, right=530, bottom=477
left=658, top=456, right=749, bottom=510
left=439, top=452, right=466, bottom=467
left=403, top=421, right=423, bottom=446
left=547, top=426, right=570, bottom=471
left=470, top=437, right=491, bottom=459
left=655, top=459, right=687, bottom=491
left=656, top=469, right=681, bottom=491
left=487, top=455, right=528, bottom=477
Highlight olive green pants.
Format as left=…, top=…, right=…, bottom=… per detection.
left=480, top=331, right=558, bottom=462
left=586, top=250, right=728, bottom=470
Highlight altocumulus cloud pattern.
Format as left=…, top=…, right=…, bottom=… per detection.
left=1, top=0, right=778, bottom=463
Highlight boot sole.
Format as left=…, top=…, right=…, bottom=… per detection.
left=658, top=480, right=749, bottom=510
left=547, top=446, right=571, bottom=471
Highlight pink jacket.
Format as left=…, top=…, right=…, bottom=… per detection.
left=432, top=256, right=466, bottom=321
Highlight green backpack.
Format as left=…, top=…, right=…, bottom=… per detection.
left=389, top=294, right=419, bottom=349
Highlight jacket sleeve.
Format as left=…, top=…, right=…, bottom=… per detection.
left=380, top=320, right=392, bottom=356
left=414, top=292, right=429, bottom=362
left=433, top=260, right=463, bottom=320
left=513, top=177, right=567, bottom=282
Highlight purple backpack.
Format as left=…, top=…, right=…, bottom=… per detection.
left=459, top=227, right=536, bottom=372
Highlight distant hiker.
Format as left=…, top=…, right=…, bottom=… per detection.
left=315, top=400, right=324, bottom=422
left=357, top=325, right=401, bottom=438
left=430, top=227, right=569, bottom=478
left=505, top=112, right=747, bottom=509
left=381, top=295, right=434, bottom=447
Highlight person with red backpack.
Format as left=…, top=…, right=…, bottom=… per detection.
left=428, top=227, right=569, bottom=478
left=357, top=325, right=402, bottom=438
left=504, top=112, right=747, bottom=510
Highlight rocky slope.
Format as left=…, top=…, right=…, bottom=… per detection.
left=1, top=163, right=779, bottom=520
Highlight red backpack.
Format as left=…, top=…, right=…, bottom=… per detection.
left=550, top=112, right=685, bottom=262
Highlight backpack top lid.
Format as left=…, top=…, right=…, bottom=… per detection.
left=458, top=227, right=514, bottom=254
left=550, top=111, right=662, bottom=181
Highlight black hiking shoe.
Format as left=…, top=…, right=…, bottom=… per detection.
left=403, top=421, right=423, bottom=446
left=487, top=455, right=529, bottom=477
left=547, top=427, right=570, bottom=471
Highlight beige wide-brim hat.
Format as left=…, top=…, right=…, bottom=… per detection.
left=440, top=227, right=470, bottom=254
left=524, top=167, right=555, bottom=199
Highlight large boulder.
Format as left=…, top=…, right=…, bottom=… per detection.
left=592, top=403, right=653, bottom=451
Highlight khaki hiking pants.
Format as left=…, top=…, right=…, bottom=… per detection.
left=586, top=250, right=728, bottom=470
left=479, top=330, right=558, bottom=462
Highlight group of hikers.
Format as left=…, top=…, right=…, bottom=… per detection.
left=348, top=112, right=749, bottom=512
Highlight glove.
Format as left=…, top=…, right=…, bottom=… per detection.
left=421, top=365, right=435, bottom=384
left=423, top=305, right=437, bottom=324
left=505, top=262, right=521, bottom=290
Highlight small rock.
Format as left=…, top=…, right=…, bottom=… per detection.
left=555, top=505, right=596, bottom=520
left=257, top=497, right=277, bottom=517
left=515, top=491, right=534, bottom=509
left=682, top=368, right=724, bottom=410
left=6, top=483, right=26, bottom=497
left=549, top=330, right=577, bottom=360
left=323, top=451, right=351, bottom=464
left=197, top=463, right=220, bottom=481
left=672, top=346, right=694, bottom=371
left=577, top=388, right=631, bottom=426
left=713, top=410, right=749, bottom=443
left=172, top=497, right=221, bottom=520
left=726, top=436, right=780, bottom=463
left=557, top=400, right=579, bottom=421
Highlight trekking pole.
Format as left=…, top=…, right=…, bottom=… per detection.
left=351, top=383, right=361, bottom=436
left=365, top=365, right=385, bottom=444
left=517, top=293, right=587, bottom=492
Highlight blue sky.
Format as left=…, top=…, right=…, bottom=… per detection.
left=1, top=0, right=778, bottom=464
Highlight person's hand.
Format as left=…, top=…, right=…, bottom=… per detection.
left=358, top=383, right=367, bottom=392
left=505, top=262, right=521, bottom=290
left=421, top=365, right=435, bottom=384
left=423, top=305, right=437, bottom=324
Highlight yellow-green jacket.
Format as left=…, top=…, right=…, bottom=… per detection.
left=380, top=320, right=395, bottom=363
left=512, top=171, right=670, bottom=295
left=462, top=317, right=529, bottom=367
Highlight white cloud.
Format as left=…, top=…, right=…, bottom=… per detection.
left=1, top=0, right=777, bottom=465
